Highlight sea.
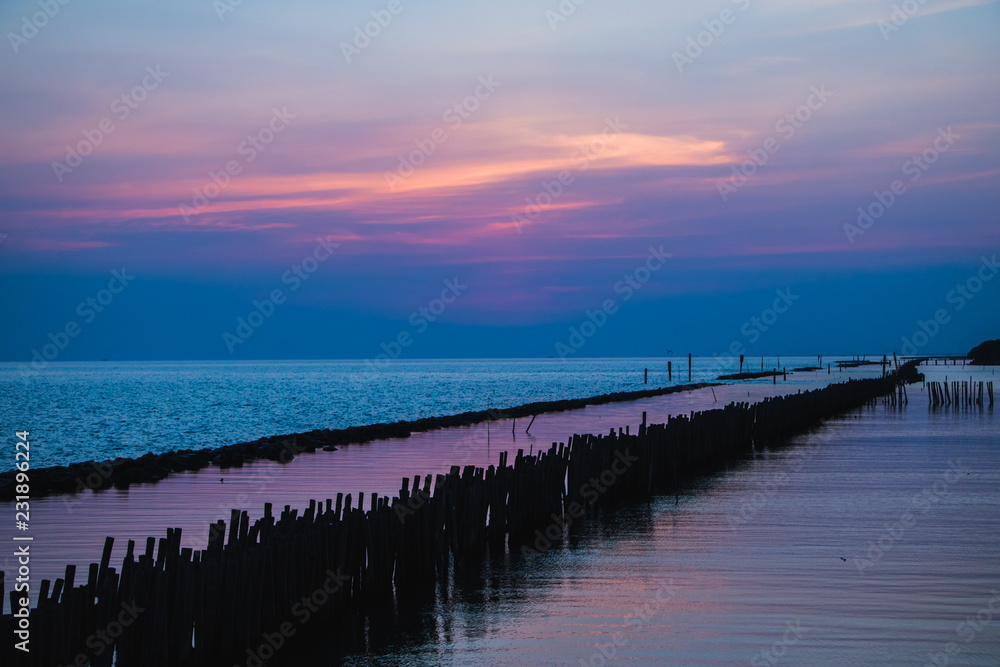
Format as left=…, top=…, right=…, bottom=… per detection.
left=3, top=355, right=834, bottom=469
left=1, top=357, right=997, bottom=665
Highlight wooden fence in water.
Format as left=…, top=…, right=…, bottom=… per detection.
left=1, top=362, right=923, bottom=666
left=926, top=379, right=994, bottom=407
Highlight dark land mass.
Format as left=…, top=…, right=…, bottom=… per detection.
left=792, top=366, right=823, bottom=372
left=968, top=339, right=1000, bottom=365
left=0, top=381, right=719, bottom=501
left=716, top=371, right=785, bottom=380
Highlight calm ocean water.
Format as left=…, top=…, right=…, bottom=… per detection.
left=341, top=370, right=1000, bottom=666
left=3, top=356, right=845, bottom=469
left=2, top=360, right=996, bottom=665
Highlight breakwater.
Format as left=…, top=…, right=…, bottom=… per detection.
left=926, top=379, right=994, bottom=407
left=0, top=381, right=718, bottom=502
left=0, top=363, right=921, bottom=666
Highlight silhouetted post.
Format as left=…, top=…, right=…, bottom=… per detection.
left=642, top=411, right=646, bottom=427
left=668, top=361, right=672, bottom=381
left=828, top=363, right=831, bottom=374
left=688, top=354, right=692, bottom=382
left=644, top=368, right=648, bottom=384
left=739, top=354, right=744, bottom=374
left=773, top=369, right=776, bottom=384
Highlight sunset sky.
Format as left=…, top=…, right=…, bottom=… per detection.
left=1, top=0, right=998, bottom=361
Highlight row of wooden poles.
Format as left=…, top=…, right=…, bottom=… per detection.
left=1, top=362, right=922, bottom=667
left=926, top=379, right=994, bottom=407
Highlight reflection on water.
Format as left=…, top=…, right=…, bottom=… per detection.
left=3, top=363, right=998, bottom=665
left=3, top=366, right=880, bottom=590
left=1, top=356, right=871, bottom=468
left=336, top=366, right=999, bottom=666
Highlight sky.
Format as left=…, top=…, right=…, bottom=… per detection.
left=1, top=0, right=998, bottom=362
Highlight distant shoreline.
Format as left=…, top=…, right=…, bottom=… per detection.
left=0, top=380, right=720, bottom=501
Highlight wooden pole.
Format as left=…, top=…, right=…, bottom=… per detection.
left=0, top=362, right=923, bottom=665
